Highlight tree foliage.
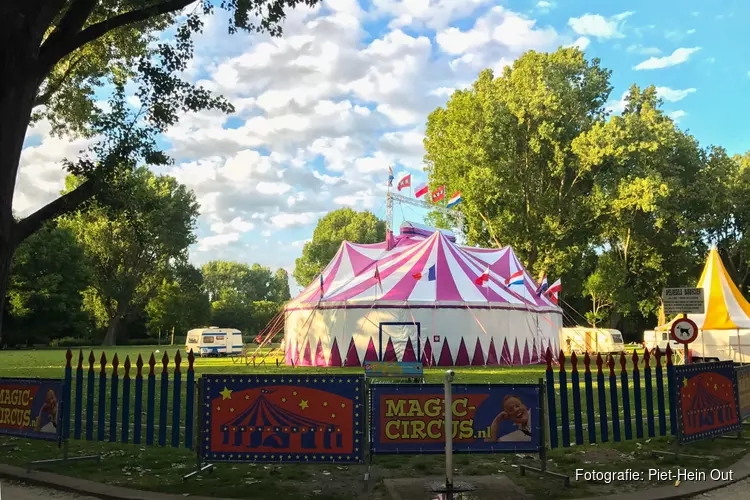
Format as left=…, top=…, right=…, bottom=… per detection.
left=293, top=209, right=386, bottom=287
left=423, top=47, right=750, bottom=336
left=0, top=0, right=322, bottom=342
left=59, top=168, right=199, bottom=345
left=3, top=224, right=92, bottom=345
left=145, top=263, right=211, bottom=340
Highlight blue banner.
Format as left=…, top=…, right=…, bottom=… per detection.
left=201, top=375, right=364, bottom=463
left=674, top=361, right=741, bottom=443
left=370, top=383, right=542, bottom=454
left=0, top=378, right=63, bottom=441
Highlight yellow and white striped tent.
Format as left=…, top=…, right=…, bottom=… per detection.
left=656, top=247, right=750, bottom=361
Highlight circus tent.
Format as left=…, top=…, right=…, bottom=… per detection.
left=657, top=247, right=750, bottom=362
left=283, top=223, right=562, bottom=367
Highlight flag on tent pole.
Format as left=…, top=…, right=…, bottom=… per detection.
left=505, top=270, right=524, bottom=286
left=319, top=274, right=324, bottom=300
left=447, top=191, right=462, bottom=208
left=414, top=183, right=429, bottom=198
left=475, top=266, right=490, bottom=286
left=431, top=185, right=446, bottom=203
left=413, top=264, right=437, bottom=281
left=398, top=174, right=411, bottom=191
left=374, top=263, right=383, bottom=292
left=387, top=166, right=394, bottom=187
left=535, top=275, right=548, bottom=295
left=545, top=278, right=561, bottom=304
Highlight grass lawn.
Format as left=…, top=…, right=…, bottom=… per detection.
left=0, top=345, right=702, bottom=499
left=0, top=434, right=745, bottom=499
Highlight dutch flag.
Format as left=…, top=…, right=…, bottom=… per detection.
left=505, top=270, right=524, bottom=286
left=535, top=275, right=548, bottom=295
left=447, top=191, right=463, bottom=208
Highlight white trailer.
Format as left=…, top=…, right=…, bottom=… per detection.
left=643, top=330, right=682, bottom=354
left=186, top=327, right=244, bottom=357
left=561, top=327, right=625, bottom=354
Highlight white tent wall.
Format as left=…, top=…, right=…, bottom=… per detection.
left=284, top=306, right=562, bottom=367
left=694, top=329, right=750, bottom=363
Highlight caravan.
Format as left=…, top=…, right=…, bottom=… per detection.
left=561, top=327, right=625, bottom=354
left=186, top=327, right=244, bottom=357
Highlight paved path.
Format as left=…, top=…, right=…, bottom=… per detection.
left=0, top=481, right=97, bottom=500
left=691, top=476, right=750, bottom=499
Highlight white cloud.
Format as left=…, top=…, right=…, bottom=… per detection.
left=655, top=87, right=696, bottom=102
left=606, top=91, right=629, bottom=115
left=372, top=0, right=492, bottom=30
left=634, top=47, right=701, bottom=70
left=270, top=212, right=322, bottom=228
left=669, top=110, right=687, bottom=122
left=210, top=217, right=255, bottom=234
left=197, top=232, right=241, bottom=251
left=536, top=1, right=555, bottom=11
left=568, top=12, right=633, bottom=39
left=569, top=37, right=590, bottom=51
left=627, top=44, right=661, bottom=56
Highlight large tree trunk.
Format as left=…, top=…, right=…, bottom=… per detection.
left=102, top=314, right=122, bottom=346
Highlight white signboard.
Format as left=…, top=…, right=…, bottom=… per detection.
left=662, top=288, right=705, bottom=315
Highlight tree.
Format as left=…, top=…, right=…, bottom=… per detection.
left=269, top=268, right=291, bottom=303
left=423, top=48, right=612, bottom=282
left=60, top=167, right=199, bottom=345
left=146, top=263, right=210, bottom=343
left=573, top=85, right=707, bottom=325
left=0, top=0, right=321, bottom=342
left=4, top=224, right=92, bottom=345
left=293, top=209, right=386, bottom=287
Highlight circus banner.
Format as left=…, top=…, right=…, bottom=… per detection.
left=735, top=365, right=750, bottom=420
left=674, top=361, right=741, bottom=443
left=0, top=378, right=63, bottom=441
left=201, top=375, right=364, bottom=463
left=370, top=383, right=542, bottom=454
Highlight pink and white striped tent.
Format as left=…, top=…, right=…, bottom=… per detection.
left=284, top=223, right=562, bottom=367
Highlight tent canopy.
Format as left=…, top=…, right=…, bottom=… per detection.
left=657, top=247, right=750, bottom=330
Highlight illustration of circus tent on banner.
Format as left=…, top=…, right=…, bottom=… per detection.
left=284, top=222, right=562, bottom=367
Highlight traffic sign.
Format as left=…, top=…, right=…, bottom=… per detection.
left=662, top=288, right=704, bottom=315
left=671, top=317, right=699, bottom=345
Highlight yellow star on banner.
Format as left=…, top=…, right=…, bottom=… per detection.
left=299, top=399, right=309, bottom=410
left=683, top=377, right=689, bottom=387
left=220, top=387, right=233, bottom=400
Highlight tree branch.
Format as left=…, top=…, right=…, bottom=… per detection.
left=33, top=52, right=87, bottom=107
left=38, top=0, right=99, bottom=69
left=13, top=178, right=97, bottom=246
left=40, top=0, right=197, bottom=69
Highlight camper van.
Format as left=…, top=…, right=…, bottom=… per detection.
left=643, top=330, right=682, bottom=354
left=561, top=327, right=625, bottom=354
left=186, top=327, right=244, bottom=357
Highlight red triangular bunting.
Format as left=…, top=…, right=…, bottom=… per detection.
left=500, top=338, right=512, bottom=366
left=486, top=338, right=498, bottom=365
left=422, top=338, right=434, bottom=367
left=471, top=338, right=485, bottom=366
left=383, top=338, right=397, bottom=362
left=512, top=338, right=521, bottom=365
left=455, top=338, right=470, bottom=366
left=314, top=339, right=326, bottom=366
left=402, top=337, right=417, bottom=363
left=328, top=338, right=342, bottom=367
left=344, top=337, right=360, bottom=367
left=522, top=339, right=530, bottom=364
left=300, top=340, right=312, bottom=366
left=438, top=339, right=453, bottom=366
left=364, top=337, right=378, bottom=362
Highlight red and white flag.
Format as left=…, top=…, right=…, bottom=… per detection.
left=474, top=266, right=490, bottom=286
left=545, top=278, right=561, bottom=304
left=398, top=174, right=411, bottom=191
left=431, top=185, right=446, bottom=203
left=414, top=183, right=429, bottom=198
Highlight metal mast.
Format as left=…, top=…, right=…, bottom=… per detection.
left=387, top=191, right=466, bottom=243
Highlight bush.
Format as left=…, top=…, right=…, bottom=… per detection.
left=50, top=337, right=90, bottom=348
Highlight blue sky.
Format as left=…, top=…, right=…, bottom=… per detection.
left=15, top=0, right=750, bottom=294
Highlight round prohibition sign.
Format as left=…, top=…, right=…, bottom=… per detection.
left=670, top=317, right=699, bottom=345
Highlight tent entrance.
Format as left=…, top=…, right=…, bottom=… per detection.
left=378, top=322, right=421, bottom=363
